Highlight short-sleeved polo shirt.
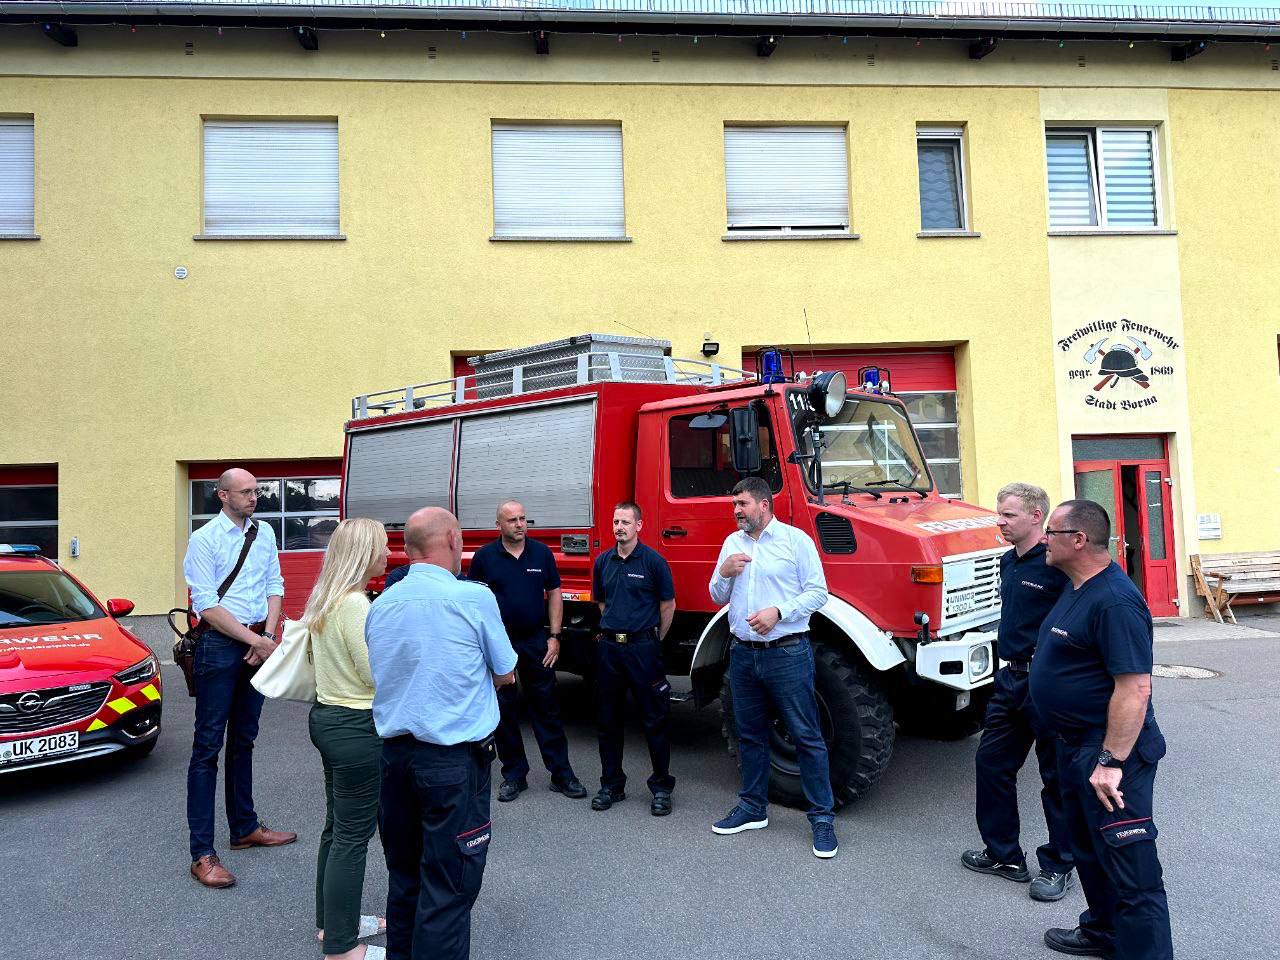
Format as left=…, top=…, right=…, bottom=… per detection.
left=1029, top=562, right=1156, bottom=736
left=592, top=542, right=675, bottom=633
left=997, top=543, right=1070, bottom=662
left=468, top=537, right=561, bottom=638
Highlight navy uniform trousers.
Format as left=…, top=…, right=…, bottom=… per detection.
left=974, top=665, right=1074, bottom=874
left=493, top=630, right=574, bottom=783
left=1056, top=723, right=1174, bottom=960
left=380, top=735, right=494, bottom=960
left=595, top=632, right=675, bottom=795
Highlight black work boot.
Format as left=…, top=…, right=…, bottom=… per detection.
left=960, top=848, right=1031, bottom=882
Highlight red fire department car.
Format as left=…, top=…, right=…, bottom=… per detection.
left=343, top=335, right=1006, bottom=805
left=0, top=544, right=161, bottom=773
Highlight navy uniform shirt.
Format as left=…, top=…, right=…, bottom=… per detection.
left=592, top=542, right=675, bottom=633
left=1029, top=562, right=1156, bottom=736
left=997, top=543, right=1070, bottom=662
left=468, top=537, right=561, bottom=639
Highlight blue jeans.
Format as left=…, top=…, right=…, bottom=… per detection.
left=186, top=629, right=265, bottom=860
left=728, top=635, right=834, bottom=825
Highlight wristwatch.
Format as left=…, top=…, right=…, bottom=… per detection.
left=548, top=633, right=561, bottom=640
left=263, top=631, right=278, bottom=642
left=1096, top=749, right=1125, bottom=769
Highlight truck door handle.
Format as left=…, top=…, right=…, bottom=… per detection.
left=661, top=527, right=688, bottom=538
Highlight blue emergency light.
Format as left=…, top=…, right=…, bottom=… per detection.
left=758, top=349, right=787, bottom=384
left=0, top=544, right=42, bottom=555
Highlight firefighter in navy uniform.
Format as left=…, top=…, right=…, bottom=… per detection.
left=590, top=501, right=677, bottom=817
left=1032, top=499, right=1173, bottom=960
left=962, top=483, right=1076, bottom=901
left=469, top=500, right=587, bottom=803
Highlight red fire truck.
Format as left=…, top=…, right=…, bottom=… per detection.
left=342, top=335, right=1005, bottom=805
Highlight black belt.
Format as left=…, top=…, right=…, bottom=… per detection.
left=1005, top=660, right=1031, bottom=674
left=733, top=632, right=807, bottom=650
left=599, top=629, right=657, bottom=645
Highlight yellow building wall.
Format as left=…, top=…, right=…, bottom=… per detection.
left=2, top=28, right=1276, bottom=613
left=1169, top=89, right=1280, bottom=560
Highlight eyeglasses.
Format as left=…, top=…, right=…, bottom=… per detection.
left=1044, top=528, right=1083, bottom=538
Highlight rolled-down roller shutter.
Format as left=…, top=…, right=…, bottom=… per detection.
left=0, top=118, right=35, bottom=235
left=344, top=420, right=455, bottom=526
left=203, top=119, right=340, bottom=236
left=724, top=126, right=849, bottom=230
left=456, top=400, right=596, bottom=529
left=492, top=124, right=625, bottom=238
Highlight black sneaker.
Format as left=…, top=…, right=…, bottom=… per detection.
left=591, top=788, right=625, bottom=811
left=549, top=776, right=588, bottom=799
left=960, top=848, right=1031, bottom=882
left=1044, top=927, right=1113, bottom=957
left=1030, top=868, right=1076, bottom=902
left=650, top=791, right=673, bottom=817
left=497, top=778, right=528, bottom=803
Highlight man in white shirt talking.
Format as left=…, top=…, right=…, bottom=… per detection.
left=708, top=476, right=837, bottom=859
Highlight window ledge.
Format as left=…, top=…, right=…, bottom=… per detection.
left=0, top=233, right=39, bottom=241
left=489, top=235, right=633, bottom=243
left=917, top=230, right=981, bottom=239
left=193, top=234, right=347, bottom=241
left=722, top=231, right=860, bottom=242
left=1048, top=229, right=1177, bottom=237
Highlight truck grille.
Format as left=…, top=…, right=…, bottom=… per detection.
left=0, top=682, right=112, bottom=735
left=938, top=547, right=1007, bottom=636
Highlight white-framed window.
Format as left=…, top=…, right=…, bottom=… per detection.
left=0, top=117, right=35, bottom=236
left=724, top=125, right=850, bottom=233
left=190, top=476, right=340, bottom=551
left=916, top=127, right=967, bottom=231
left=491, top=123, right=626, bottom=239
left=202, top=119, right=340, bottom=237
left=1045, top=127, right=1160, bottom=230
left=0, top=484, right=57, bottom=559
left=899, top=391, right=962, bottom=498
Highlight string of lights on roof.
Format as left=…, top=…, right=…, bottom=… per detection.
left=25, top=17, right=1277, bottom=58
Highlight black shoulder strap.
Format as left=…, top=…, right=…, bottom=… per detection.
left=216, top=520, right=259, bottom=601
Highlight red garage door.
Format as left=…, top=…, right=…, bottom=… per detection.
left=743, top=347, right=963, bottom=497
left=188, top=460, right=341, bottom=619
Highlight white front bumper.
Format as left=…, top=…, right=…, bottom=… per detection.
left=914, top=631, right=997, bottom=691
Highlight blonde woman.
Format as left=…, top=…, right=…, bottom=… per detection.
left=304, top=518, right=390, bottom=960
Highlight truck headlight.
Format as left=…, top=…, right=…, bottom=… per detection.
left=968, top=644, right=991, bottom=680
left=115, top=654, right=158, bottom=686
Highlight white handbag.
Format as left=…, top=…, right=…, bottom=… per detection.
left=250, top=618, right=317, bottom=703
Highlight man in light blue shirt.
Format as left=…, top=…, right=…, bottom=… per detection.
left=707, top=476, right=838, bottom=859
left=183, top=468, right=296, bottom=889
left=366, top=506, right=516, bottom=960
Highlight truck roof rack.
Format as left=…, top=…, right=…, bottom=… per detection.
left=351, top=333, right=756, bottom=420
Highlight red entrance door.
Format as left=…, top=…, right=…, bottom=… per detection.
left=1072, top=436, right=1179, bottom=617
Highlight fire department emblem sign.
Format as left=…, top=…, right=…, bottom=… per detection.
left=1058, top=318, right=1180, bottom=411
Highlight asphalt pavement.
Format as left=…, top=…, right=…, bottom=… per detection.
left=2, top=619, right=1279, bottom=960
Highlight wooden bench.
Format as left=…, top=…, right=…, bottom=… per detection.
left=1191, top=551, right=1280, bottom=624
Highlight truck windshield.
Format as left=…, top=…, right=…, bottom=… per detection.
left=0, top=571, right=105, bottom=627
left=788, top=391, right=933, bottom=495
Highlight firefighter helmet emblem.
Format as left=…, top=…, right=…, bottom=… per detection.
left=1083, top=336, right=1152, bottom=391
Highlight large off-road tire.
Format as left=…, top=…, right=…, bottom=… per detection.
left=720, top=638, right=895, bottom=808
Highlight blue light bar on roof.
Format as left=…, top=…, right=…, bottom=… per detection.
left=0, top=544, right=42, bottom=555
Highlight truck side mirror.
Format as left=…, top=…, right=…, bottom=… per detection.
left=729, top=407, right=762, bottom=474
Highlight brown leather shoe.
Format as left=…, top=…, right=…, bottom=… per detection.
left=230, top=822, right=298, bottom=849
left=191, top=854, right=236, bottom=888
